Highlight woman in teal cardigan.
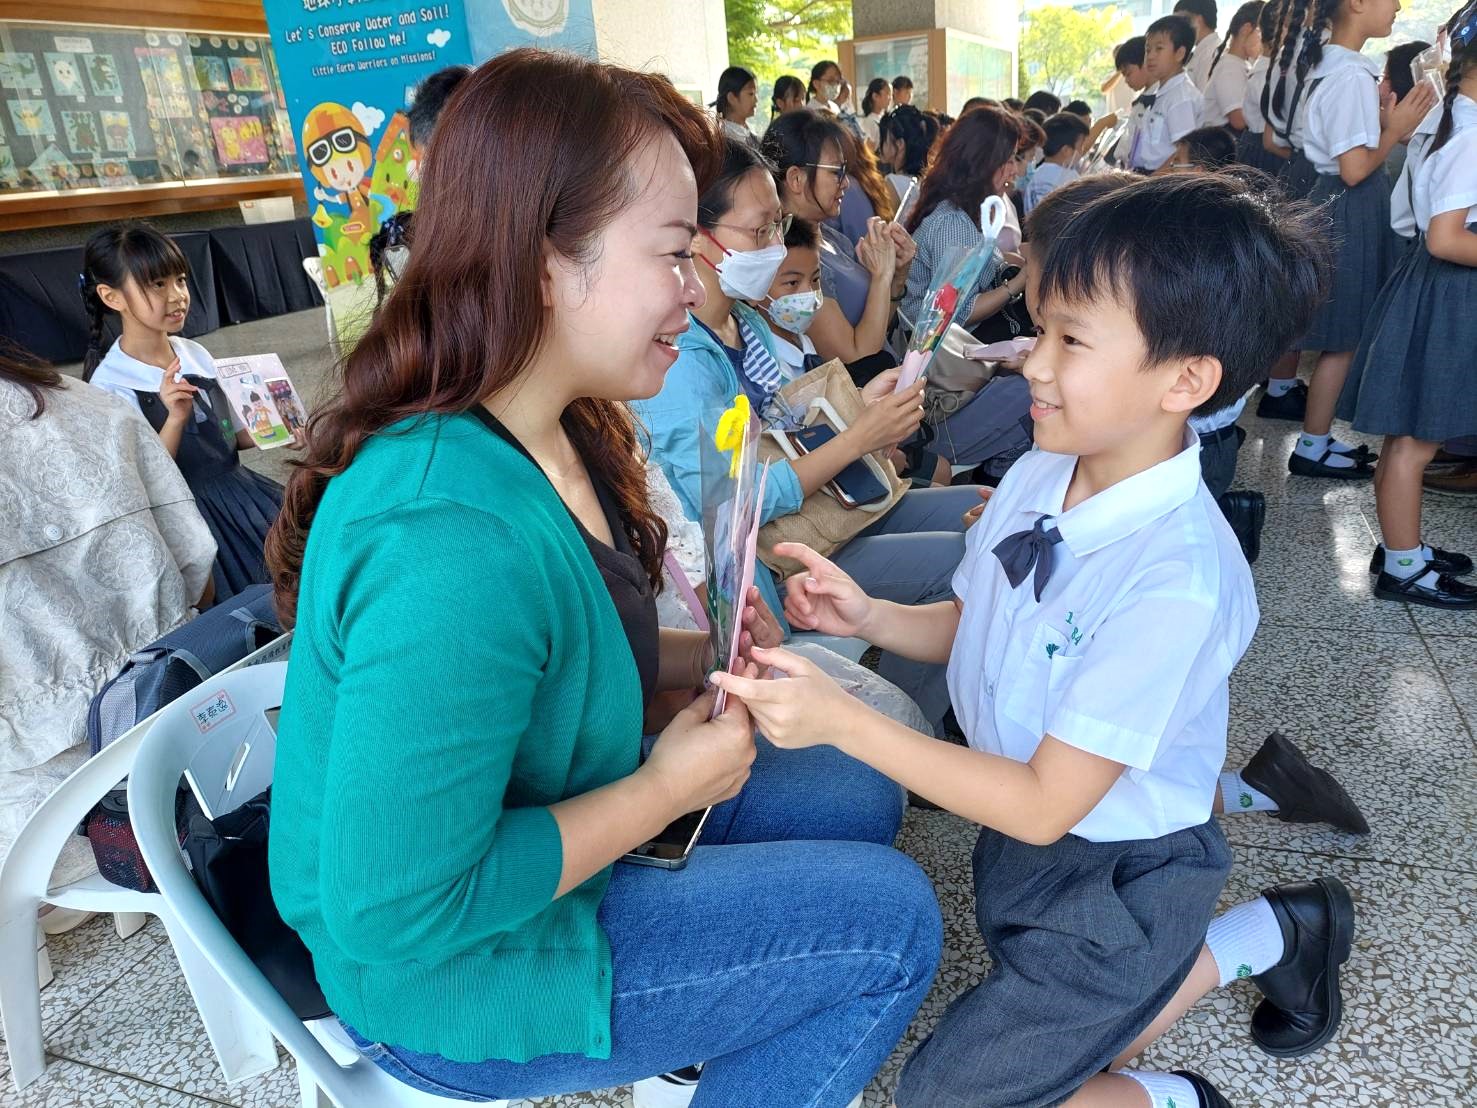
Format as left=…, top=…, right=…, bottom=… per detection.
left=634, top=137, right=985, bottom=737
left=265, top=51, right=940, bottom=1108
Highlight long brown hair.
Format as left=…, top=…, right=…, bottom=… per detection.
left=839, top=127, right=897, bottom=222
left=0, top=340, right=62, bottom=419
left=265, top=49, right=722, bottom=625
left=907, top=106, right=1023, bottom=233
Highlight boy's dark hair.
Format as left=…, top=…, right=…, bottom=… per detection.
left=699, top=136, right=777, bottom=228
left=1147, top=15, right=1198, bottom=66
left=1385, top=40, right=1431, bottom=101
left=1178, top=124, right=1237, bottom=168
left=1023, top=90, right=1062, bottom=115
left=1115, top=36, right=1147, bottom=69
left=1064, top=99, right=1093, bottom=117
left=1042, top=111, right=1091, bottom=156
left=784, top=215, right=821, bottom=250
left=79, top=224, right=190, bottom=380
left=1036, top=173, right=1331, bottom=415
left=1173, top=0, right=1219, bottom=30
left=878, top=103, right=939, bottom=175
left=408, top=66, right=470, bottom=149
left=1023, top=107, right=1048, bottom=127
left=893, top=74, right=914, bottom=91
left=961, top=96, right=993, bottom=114
left=1003, top=96, right=1025, bottom=111
left=1024, top=171, right=1138, bottom=253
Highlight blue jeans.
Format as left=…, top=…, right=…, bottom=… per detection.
left=347, top=740, right=940, bottom=1107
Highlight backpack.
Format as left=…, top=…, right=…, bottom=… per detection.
left=81, top=585, right=285, bottom=892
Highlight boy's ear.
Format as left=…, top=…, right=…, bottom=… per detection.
left=1162, top=354, right=1222, bottom=415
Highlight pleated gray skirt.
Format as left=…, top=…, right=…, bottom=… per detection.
left=1236, top=128, right=1284, bottom=178
left=1300, top=170, right=1397, bottom=353
left=1337, top=236, right=1477, bottom=442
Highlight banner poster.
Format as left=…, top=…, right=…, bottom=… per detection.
left=261, top=0, right=595, bottom=341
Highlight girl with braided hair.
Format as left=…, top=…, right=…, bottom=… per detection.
left=1336, top=0, right=1477, bottom=609
left=1239, top=0, right=1290, bottom=170
left=1260, top=0, right=1321, bottom=196
left=1281, top=0, right=1437, bottom=480
left=81, top=224, right=283, bottom=597
left=1203, top=1, right=1265, bottom=128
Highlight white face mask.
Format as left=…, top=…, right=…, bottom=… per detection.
left=766, top=288, right=822, bottom=334
left=702, top=234, right=787, bottom=301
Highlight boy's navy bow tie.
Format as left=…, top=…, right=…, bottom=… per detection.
left=993, top=515, right=1063, bottom=601
left=1134, top=93, right=1157, bottom=108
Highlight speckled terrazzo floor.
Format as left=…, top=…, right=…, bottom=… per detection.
left=13, top=311, right=1476, bottom=1105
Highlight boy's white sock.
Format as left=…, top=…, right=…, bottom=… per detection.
left=1294, top=432, right=1357, bottom=468
left=1205, top=896, right=1285, bottom=987
left=1265, top=377, right=1298, bottom=397
left=1218, top=770, right=1278, bottom=814
left=1384, top=545, right=1440, bottom=588
left=1121, top=1070, right=1200, bottom=1108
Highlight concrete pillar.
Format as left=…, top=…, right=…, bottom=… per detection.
left=592, top=0, right=729, bottom=106
left=844, top=0, right=1019, bottom=113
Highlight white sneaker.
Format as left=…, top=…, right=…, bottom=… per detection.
left=631, top=1065, right=701, bottom=1108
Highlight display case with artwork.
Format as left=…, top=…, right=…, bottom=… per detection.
left=0, top=20, right=297, bottom=198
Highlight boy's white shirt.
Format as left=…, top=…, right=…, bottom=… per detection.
left=1116, top=82, right=1158, bottom=163
left=1412, top=94, right=1477, bottom=231
left=1133, top=72, right=1203, bottom=170
left=948, top=428, right=1258, bottom=843
left=89, top=336, right=217, bottom=413
left=1023, top=161, right=1081, bottom=213
left=1392, top=100, right=1446, bottom=237
left=1293, top=44, right=1381, bottom=174
left=1188, top=30, right=1223, bottom=90
left=1243, top=55, right=1271, bottom=133
left=1201, top=51, right=1251, bottom=127
left=769, top=327, right=817, bottom=376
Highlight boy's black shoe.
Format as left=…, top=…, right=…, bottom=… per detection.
left=1255, top=380, right=1308, bottom=421
left=1250, top=877, right=1355, bottom=1057
left=1367, top=544, right=1473, bottom=577
left=1216, top=491, right=1265, bottom=564
left=1170, top=1070, right=1232, bottom=1108
left=1373, top=568, right=1477, bottom=610
left=1241, top=732, right=1369, bottom=834
left=1287, top=449, right=1373, bottom=480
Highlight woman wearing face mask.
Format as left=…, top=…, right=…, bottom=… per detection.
left=763, top=111, right=915, bottom=385
left=807, top=60, right=844, bottom=115
left=267, top=55, right=940, bottom=1108
left=634, top=137, right=985, bottom=737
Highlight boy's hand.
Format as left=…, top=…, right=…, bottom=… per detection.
left=158, top=359, right=196, bottom=424
left=777, top=542, right=875, bottom=638
left=963, top=487, right=994, bottom=529
left=708, top=645, right=855, bottom=750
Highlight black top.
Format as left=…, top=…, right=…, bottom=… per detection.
left=132, top=375, right=244, bottom=487
left=469, top=406, right=660, bottom=707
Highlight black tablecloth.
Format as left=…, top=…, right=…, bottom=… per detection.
left=0, top=232, right=217, bottom=365
left=208, top=219, right=323, bottom=325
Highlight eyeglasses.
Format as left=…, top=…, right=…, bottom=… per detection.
left=307, top=127, right=361, bottom=167
left=807, top=162, right=850, bottom=185
left=712, top=213, right=793, bottom=248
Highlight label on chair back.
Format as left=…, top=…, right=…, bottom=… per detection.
left=190, top=689, right=237, bottom=733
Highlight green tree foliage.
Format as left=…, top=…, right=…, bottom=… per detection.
left=1019, top=5, right=1133, bottom=102
left=725, top=0, right=853, bottom=92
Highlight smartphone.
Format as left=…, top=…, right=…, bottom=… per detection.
left=620, top=807, right=713, bottom=870
left=792, top=423, right=891, bottom=508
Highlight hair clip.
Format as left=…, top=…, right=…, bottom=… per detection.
left=1455, top=14, right=1477, bottom=48
left=77, top=273, right=87, bottom=291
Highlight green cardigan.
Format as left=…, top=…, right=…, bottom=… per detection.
left=269, top=411, right=644, bottom=1063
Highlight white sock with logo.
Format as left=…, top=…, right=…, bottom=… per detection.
left=1205, top=896, right=1286, bottom=987
left=1219, top=770, right=1277, bottom=814
left=1266, top=377, right=1298, bottom=398
left=1294, top=432, right=1356, bottom=468
left=1121, top=1070, right=1200, bottom=1108
left=1384, top=545, right=1440, bottom=588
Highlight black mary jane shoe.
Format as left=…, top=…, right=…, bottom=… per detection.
left=1255, top=381, right=1308, bottom=422
left=1287, top=449, right=1373, bottom=480
left=1368, top=544, right=1474, bottom=577
left=1250, top=877, right=1355, bottom=1058
left=1170, top=1070, right=1232, bottom=1108
left=1242, top=731, right=1369, bottom=834
left=1373, top=567, right=1477, bottom=610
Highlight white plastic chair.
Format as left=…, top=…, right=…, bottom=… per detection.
left=0, top=635, right=292, bottom=1093
left=301, top=256, right=337, bottom=347
left=127, top=662, right=511, bottom=1108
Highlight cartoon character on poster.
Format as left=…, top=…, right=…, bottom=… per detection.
left=266, top=377, right=307, bottom=436
left=211, top=116, right=268, bottom=165
left=370, top=112, right=416, bottom=211
left=63, top=112, right=99, bottom=155
left=303, top=103, right=378, bottom=228
left=84, top=53, right=122, bottom=98
left=0, top=53, right=43, bottom=92
left=228, top=56, right=269, bottom=92
left=8, top=100, right=54, bottom=137
left=194, top=56, right=231, bottom=92
left=100, top=110, right=136, bottom=155
left=45, top=53, right=86, bottom=98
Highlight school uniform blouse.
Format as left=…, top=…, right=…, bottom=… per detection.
left=721, top=118, right=758, bottom=150
left=1201, top=53, right=1251, bottom=128
left=1295, top=45, right=1381, bottom=175
left=1116, top=83, right=1157, bottom=164
left=1188, top=31, right=1222, bottom=90
left=1391, top=102, right=1444, bottom=238
left=948, top=428, right=1257, bottom=842
left=1023, top=162, right=1080, bottom=214
left=88, top=335, right=218, bottom=412
left=900, top=201, right=1006, bottom=327
left=860, top=111, right=884, bottom=148
left=1412, top=95, right=1477, bottom=231
left=1132, top=72, right=1203, bottom=170
left=1242, top=56, right=1271, bottom=133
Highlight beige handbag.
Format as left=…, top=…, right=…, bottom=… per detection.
left=756, top=359, right=908, bottom=577
left=920, top=322, right=999, bottom=421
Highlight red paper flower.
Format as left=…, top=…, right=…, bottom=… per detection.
left=932, top=284, right=959, bottom=316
